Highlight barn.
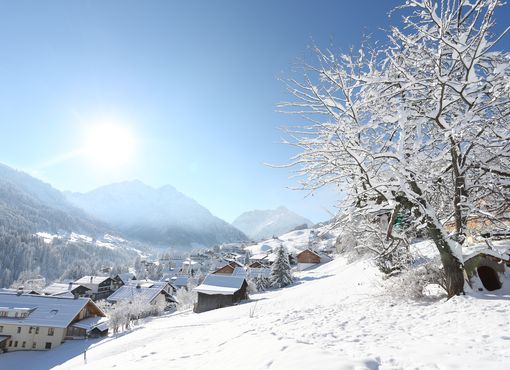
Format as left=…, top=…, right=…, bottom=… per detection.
left=193, top=275, right=248, bottom=313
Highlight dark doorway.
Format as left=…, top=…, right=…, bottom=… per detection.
left=477, top=266, right=502, bottom=291
left=45, top=342, right=52, bottom=349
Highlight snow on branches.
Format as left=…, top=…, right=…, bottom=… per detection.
left=281, top=0, right=510, bottom=297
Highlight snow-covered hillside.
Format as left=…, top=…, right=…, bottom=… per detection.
left=232, top=206, right=313, bottom=241
left=4, top=256, right=510, bottom=370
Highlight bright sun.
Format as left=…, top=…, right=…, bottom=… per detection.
left=83, top=123, right=136, bottom=168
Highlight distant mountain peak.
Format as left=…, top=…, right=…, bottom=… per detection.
left=232, top=206, right=313, bottom=241
left=65, top=181, right=247, bottom=248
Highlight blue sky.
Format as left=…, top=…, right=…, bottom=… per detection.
left=0, top=0, right=508, bottom=223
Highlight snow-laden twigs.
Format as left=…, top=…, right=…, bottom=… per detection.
left=281, top=0, right=510, bottom=298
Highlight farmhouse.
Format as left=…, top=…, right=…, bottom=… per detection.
left=0, top=293, right=107, bottom=352
left=74, top=276, right=120, bottom=300
left=193, top=275, right=248, bottom=313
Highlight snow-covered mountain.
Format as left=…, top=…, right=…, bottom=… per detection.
left=232, top=206, right=313, bottom=241
left=0, top=162, right=107, bottom=236
left=65, top=180, right=247, bottom=248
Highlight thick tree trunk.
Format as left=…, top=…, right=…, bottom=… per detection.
left=426, top=213, right=465, bottom=298
left=396, top=184, right=465, bottom=298
left=438, top=250, right=465, bottom=298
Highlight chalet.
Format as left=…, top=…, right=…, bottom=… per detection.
left=41, top=283, right=91, bottom=298
left=74, top=276, right=120, bottom=300
left=107, top=285, right=176, bottom=307
left=113, top=273, right=137, bottom=286
left=296, top=249, right=332, bottom=270
left=193, top=275, right=248, bottom=313
left=212, top=260, right=244, bottom=275
left=0, top=293, right=107, bottom=352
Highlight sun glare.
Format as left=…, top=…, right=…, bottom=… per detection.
left=83, top=123, right=136, bottom=168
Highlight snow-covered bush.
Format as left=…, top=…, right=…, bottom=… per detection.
left=106, top=297, right=166, bottom=334
left=386, top=261, right=447, bottom=300
left=175, top=286, right=197, bottom=311
left=270, top=245, right=293, bottom=288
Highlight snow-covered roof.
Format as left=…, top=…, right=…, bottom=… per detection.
left=70, top=316, right=109, bottom=332
left=248, top=268, right=272, bottom=279
left=172, top=276, right=190, bottom=287
left=232, top=267, right=247, bottom=277
left=0, top=293, right=101, bottom=328
left=194, top=275, right=247, bottom=295
left=42, top=283, right=90, bottom=296
left=107, top=286, right=169, bottom=304
left=232, top=267, right=272, bottom=279
left=75, top=276, right=111, bottom=285
left=463, top=248, right=510, bottom=262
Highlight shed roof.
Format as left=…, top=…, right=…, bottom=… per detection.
left=107, top=286, right=171, bottom=304
left=0, top=293, right=102, bottom=328
left=194, top=275, right=246, bottom=295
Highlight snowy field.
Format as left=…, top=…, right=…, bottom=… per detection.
left=2, top=256, right=510, bottom=370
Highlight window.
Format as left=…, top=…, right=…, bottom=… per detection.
left=14, top=312, right=19, bottom=318
left=32, top=342, right=36, bottom=349
left=22, top=341, right=26, bottom=348
left=35, top=327, right=39, bottom=334
left=0, top=311, right=7, bottom=317
left=20, top=312, right=28, bottom=318
left=45, top=342, right=52, bottom=349
left=0, top=325, right=3, bottom=333
left=48, top=327, right=54, bottom=336
left=29, top=326, right=33, bottom=334
left=8, top=341, right=12, bottom=347
left=17, top=327, right=21, bottom=334
left=14, top=341, right=18, bottom=347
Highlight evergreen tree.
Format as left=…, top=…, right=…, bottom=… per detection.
left=270, top=245, right=293, bottom=288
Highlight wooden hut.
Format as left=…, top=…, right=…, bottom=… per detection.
left=193, top=275, right=248, bottom=313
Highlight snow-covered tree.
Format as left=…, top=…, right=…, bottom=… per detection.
left=270, top=245, right=293, bottom=288
left=281, top=0, right=510, bottom=297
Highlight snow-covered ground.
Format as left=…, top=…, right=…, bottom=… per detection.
left=3, top=256, right=510, bottom=370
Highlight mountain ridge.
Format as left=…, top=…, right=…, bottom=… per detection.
left=65, top=180, right=247, bottom=248
left=232, top=206, right=313, bottom=241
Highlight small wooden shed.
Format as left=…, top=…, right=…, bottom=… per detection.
left=296, top=249, right=321, bottom=264
left=193, top=275, right=248, bottom=313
